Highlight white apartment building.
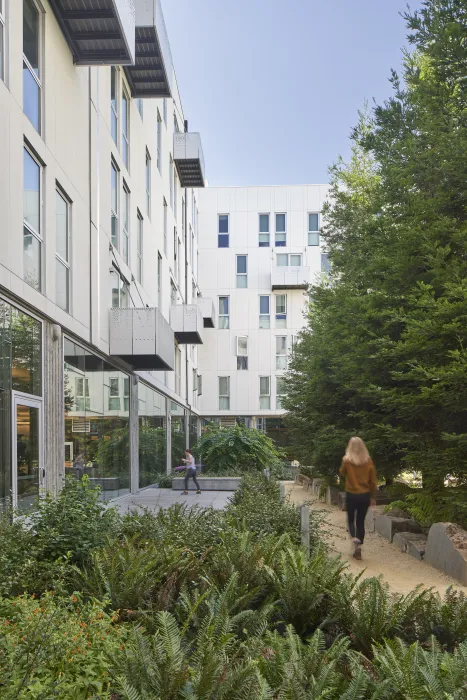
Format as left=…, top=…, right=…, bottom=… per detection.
left=196, top=186, right=329, bottom=448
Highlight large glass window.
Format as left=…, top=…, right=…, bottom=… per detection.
left=136, top=211, right=143, bottom=284
left=218, top=214, right=229, bottom=247
left=259, top=295, right=270, bottom=328
left=276, top=376, right=287, bottom=410
left=23, top=0, right=41, bottom=132
left=236, top=336, right=248, bottom=370
left=0, top=0, right=5, bottom=82
left=308, top=213, right=320, bottom=246
left=23, top=147, right=41, bottom=291
left=259, top=376, right=270, bottom=410
left=321, top=253, right=331, bottom=273
left=276, top=336, right=287, bottom=369
left=64, top=339, right=130, bottom=501
left=139, top=383, right=167, bottom=488
left=259, top=213, right=270, bottom=247
left=219, top=377, right=230, bottom=410
left=0, top=300, right=42, bottom=513
left=236, top=255, right=247, bottom=288
left=111, top=270, right=129, bottom=308
left=275, top=213, right=286, bottom=247
left=218, top=296, right=229, bottom=329
left=275, top=294, right=287, bottom=328
left=122, top=182, right=130, bottom=265
left=110, top=66, right=118, bottom=145
left=111, top=161, right=119, bottom=249
left=56, top=188, right=71, bottom=312
left=122, top=85, right=130, bottom=170
left=277, top=253, right=302, bottom=266
left=171, top=401, right=186, bottom=470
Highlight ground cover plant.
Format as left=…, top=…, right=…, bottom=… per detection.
left=0, top=475, right=466, bottom=698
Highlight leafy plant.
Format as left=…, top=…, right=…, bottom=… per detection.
left=387, top=491, right=467, bottom=530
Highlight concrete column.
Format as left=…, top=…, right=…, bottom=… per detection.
left=44, top=322, right=64, bottom=496
left=129, top=374, right=139, bottom=494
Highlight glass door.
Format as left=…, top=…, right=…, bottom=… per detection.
left=12, top=394, right=43, bottom=513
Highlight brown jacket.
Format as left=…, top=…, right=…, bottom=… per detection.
left=339, top=457, right=377, bottom=495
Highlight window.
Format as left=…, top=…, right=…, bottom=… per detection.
left=259, top=295, right=270, bottom=328
left=321, top=253, right=331, bottom=273
left=169, top=156, right=174, bottom=210
left=236, top=336, right=248, bottom=370
left=259, top=376, right=270, bottom=410
left=236, top=255, right=247, bottom=288
left=276, top=336, right=287, bottom=369
left=173, top=227, right=178, bottom=281
left=157, top=110, right=162, bottom=172
left=111, top=161, right=119, bottom=249
left=157, top=252, right=162, bottom=306
left=111, top=270, right=128, bottom=308
left=109, top=377, right=121, bottom=410
left=292, top=335, right=299, bottom=355
left=276, top=376, right=287, bottom=410
left=23, top=0, right=41, bottom=132
left=75, top=377, right=90, bottom=411
left=110, top=66, right=118, bottom=144
left=259, top=213, right=270, bottom=247
left=175, top=347, right=181, bottom=395
left=136, top=211, right=143, bottom=284
left=56, top=188, right=71, bottom=312
left=163, top=197, right=168, bottom=255
left=275, top=213, right=286, bottom=247
left=192, top=368, right=197, bottom=405
left=275, top=294, right=287, bottom=328
left=136, top=98, right=143, bottom=118
left=191, top=226, right=195, bottom=270
left=197, top=374, right=202, bottom=396
left=145, top=149, right=151, bottom=217
left=122, top=86, right=130, bottom=170
left=23, top=147, right=41, bottom=291
left=122, top=182, right=130, bottom=264
left=308, top=213, right=320, bottom=246
left=0, top=0, right=5, bottom=82
left=163, top=97, right=167, bottom=125
left=170, top=280, right=177, bottom=305
left=174, top=114, right=179, bottom=133
left=174, top=171, right=178, bottom=219
left=219, top=377, right=230, bottom=410
left=218, top=214, right=229, bottom=247
left=218, top=296, right=229, bottom=329
left=123, top=376, right=130, bottom=411
left=277, top=253, right=302, bottom=266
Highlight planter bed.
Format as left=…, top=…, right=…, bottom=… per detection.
left=172, top=477, right=241, bottom=491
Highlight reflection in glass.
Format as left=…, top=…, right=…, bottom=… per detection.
left=23, top=63, right=40, bottom=131
left=138, top=383, right=167, bottom=488
left=171, top=401, right=186, bottom=470
left=23, top=0, right=39, bottom=71
left=56, top=258, right=69, bottom=312
left=24, top=149, right=40, bottom=233
left=16, top=404, right=39, bottom=513
left=23, top=227, right=41, bottom=291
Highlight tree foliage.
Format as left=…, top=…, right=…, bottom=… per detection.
left=284, top=0, right=467, bottom=489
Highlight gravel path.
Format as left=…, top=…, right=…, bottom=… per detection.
left=286, top=482, right=467, bottom=596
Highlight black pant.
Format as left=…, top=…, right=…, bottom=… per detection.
left=346, top=492, right=371, bottom=543
left=184, top=468, right=200, bottom=491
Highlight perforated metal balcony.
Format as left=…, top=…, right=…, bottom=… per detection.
left=271, top=266, right=311, bottom=290
left=48, top=0, right=136, bottom=65
left=124, top=0, right=173, bottom=97
left=170, top=305, right=204, bottom=344
left=174, top=133, right=205, bottom=188
left=109, top=307, right=174, bottom=370
left=196, top=297, right=216, bottom=328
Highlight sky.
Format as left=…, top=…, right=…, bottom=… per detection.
left=163, top=0, right=421, bottom=187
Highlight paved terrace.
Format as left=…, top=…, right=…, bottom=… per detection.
left=113, top=486, right=234, bottom=514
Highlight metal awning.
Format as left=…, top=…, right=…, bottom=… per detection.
left=170, top=305, right=204, bottom=344
left=109, top=307, right=174, bottom=371
left=174, top=132, right=205, bottom=188
left=124, top=0, right=173, bottom=97
left=48, top=0, right=136, bottom=65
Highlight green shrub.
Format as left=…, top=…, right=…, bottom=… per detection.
left=387, top=490, right=467, bottom=529
left=193, top=424, right=284, bottom=475
left=0, top=593, right=125, bottom=699
left=156, top=472, right=173, bottom=488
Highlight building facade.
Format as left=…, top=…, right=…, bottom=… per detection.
left=196, top=186, right=329, bottom=449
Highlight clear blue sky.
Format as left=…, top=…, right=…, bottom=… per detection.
left=163, top=0, right=420, bottom=186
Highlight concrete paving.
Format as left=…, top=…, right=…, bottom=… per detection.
left=112, top=486, right=234, bottom=514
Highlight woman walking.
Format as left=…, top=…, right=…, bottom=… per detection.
left=181, top=449, right=201, bottom=495
left=339, top=437, right=377, bottom=560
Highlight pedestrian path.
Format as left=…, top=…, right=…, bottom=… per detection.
left=112, top=486, right=233, bottom=514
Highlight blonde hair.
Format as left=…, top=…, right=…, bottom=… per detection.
left=345, top=437, right=370, bottom=466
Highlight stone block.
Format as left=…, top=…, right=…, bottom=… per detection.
left=312, top=478, right=326, bottom=498
left=338, top=492, right=346, bottom=511
left=172, top=477, right=241, bottom=492
left=393, top=532, right=428, bottom=561
left=325, top=486, right=341, bottom=506
left=364, top=505, right=386, bottom=533
left=425, top=523, right=467, bottom=586
left=375, top=514, right=423, bottom=543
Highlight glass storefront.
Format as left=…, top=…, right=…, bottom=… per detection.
left=0, top=299, right=42, bottom=513
left=64, top=338, right=130, bottom=500
left=171, top=401, right=187, bottom=469
left=138, top=382, right=167, bottom=488
left=189, top=413, right=199, bottom=448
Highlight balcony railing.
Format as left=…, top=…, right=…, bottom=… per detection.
left=124, top=0, right=173, bottom=97
left=109, top=307, right=174, bottom=370
left=48, top=0, right=136, bottom=65
left=271, top=266, right=311, bottom=290
left=196, top=297, right=216, bottom=328
left=174, top=133, right=205, bottom=188
left=170, top=304, right=204, bottom=344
